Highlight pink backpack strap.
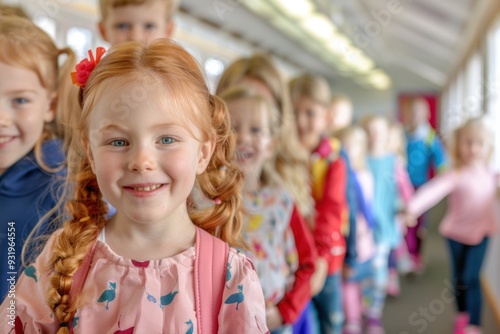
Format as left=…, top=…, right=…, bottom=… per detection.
left=194, top=227, right=229, bottom=334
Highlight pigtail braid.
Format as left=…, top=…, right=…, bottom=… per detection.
left=190, top=94, right=245, bottom=248
left=47, top=158, right=108, bottom=333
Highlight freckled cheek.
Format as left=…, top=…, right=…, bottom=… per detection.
left=164, top=151, right=200, bottom=179
left=93, top=153, right=123, bottom=183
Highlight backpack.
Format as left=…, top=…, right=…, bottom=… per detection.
left=69, top=227, right=228, bottom=334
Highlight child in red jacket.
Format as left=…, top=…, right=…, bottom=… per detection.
left=290, top=74, right=348, bottom=334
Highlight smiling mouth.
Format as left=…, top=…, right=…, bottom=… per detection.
left=0, top=136, right=15, bottom=144
left=126, top=184, right=164, bottom=192
left=237, top=151, right=253, bottom=161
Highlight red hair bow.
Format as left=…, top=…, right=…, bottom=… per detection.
left=71, top=47, right=106, bottom=88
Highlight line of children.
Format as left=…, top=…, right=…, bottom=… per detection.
left=0, top=16, right=74, bottom=301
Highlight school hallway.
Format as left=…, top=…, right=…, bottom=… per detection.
left=382, top=202, right=499, bottom=334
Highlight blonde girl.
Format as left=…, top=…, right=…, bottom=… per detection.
left=289, top=73, right=348, bottom=334
left=405, top=117, right=498, bottom=334
left=216, top=53, right=314, bottom=219
left=0, top=17, right=74, bottom=300
left=0, top=40, right=268, bottom=333
left=360, top=114, right=414, bottom=331
left=219, top=86, right=317, bottom=334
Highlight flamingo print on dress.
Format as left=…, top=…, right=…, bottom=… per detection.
left=97, top=282, right=116, bottom=310
left=145, top=292, right=157, bottom=304
left=24, top=265, right=37, bottom=282
left=224, top=284, right=244, bottom=310
left=185, top=319, right=194, bottom=334
left=160, top=277, right=179, bottom=309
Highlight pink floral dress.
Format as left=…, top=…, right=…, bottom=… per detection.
left=1, top=227, right=268, bottom=333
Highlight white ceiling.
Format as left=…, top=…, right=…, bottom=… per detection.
left=17, top=0, right=478, bottom=93
left=180, top=0, right=477, bottom=92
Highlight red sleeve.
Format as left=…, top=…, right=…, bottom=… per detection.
left=277, top=205, right=317, bottom=324
left=313, top=157, right=347, bottom=274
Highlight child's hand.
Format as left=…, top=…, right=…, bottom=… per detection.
left=402, top=212, right=418, bottom=227
left=265, top=304, right=283, bottom=331
left=310, top=257, right=328, bottom=296
left=342, top=264, right=355, bottom=280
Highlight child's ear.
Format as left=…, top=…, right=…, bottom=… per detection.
left=98, top=21, right=109, bottom=42
left=325, top=106, right=334, bottom=127
left=44, top=92, right=57, bottom=122
left=165, top=21, right=175, bottom=39
left=196, top=139, right=215, bottom=175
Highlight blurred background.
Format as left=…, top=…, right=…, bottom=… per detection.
left=3, top=0, right=500, bottom=331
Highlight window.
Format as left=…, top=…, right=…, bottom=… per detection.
left=34, top=16, right=56, bottom=41
left=66, top=27, right=93, bottom=60
left=486, top=19, right=500, bottom=168
left=464, top=52, right=483, bottom=118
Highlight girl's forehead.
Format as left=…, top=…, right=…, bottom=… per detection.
left=229, top=98, right=267, bottom=120
left=88, top=76, right=204, bottom=131
left=238, top=77, right=274, bottom=102
left=461, top=127, right=488, bottom=139
left=369, top=118, right=388, bottom=129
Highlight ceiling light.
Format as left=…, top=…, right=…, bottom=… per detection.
left=367, top=70, right=391, bottom=89
left=326, top=34, right=351, bottom=56
left=301, top=14, right=336, bottom=41
left=243, top=0, right=276, bottom=18
left=272, top=0, right=315, bottom=19
left=342, top=49, right=374, bottom=73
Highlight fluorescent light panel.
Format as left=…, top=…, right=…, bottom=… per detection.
left=245, top=0, right=391, bottom=89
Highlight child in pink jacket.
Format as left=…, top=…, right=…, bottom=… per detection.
left=405, top=117, right=498, bottom=334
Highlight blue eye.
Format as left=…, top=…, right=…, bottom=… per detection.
left=251, top=127, right=262, bottom=135
left=13, top=97, right=29, bottom=105
left=111, top=139, right=127, bottom=147
left=160, top=137, right=175, bottom=144
left=144, top=23, right=157, bottom=30
left=115, top=23, right=130, bottom=31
